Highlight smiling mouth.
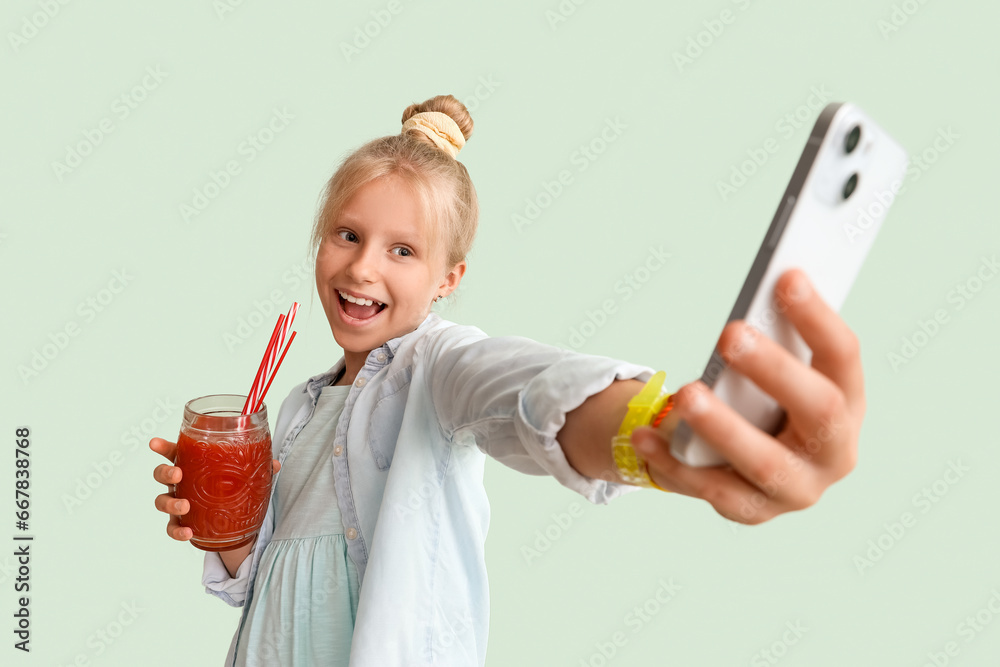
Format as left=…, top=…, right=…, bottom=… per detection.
left=338, top=293, right=388, bottom=318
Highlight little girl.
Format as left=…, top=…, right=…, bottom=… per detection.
left=150, top=94, right=864, bottom=666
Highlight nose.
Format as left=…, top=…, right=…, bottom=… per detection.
left=344, top=242, right=380, bottom=284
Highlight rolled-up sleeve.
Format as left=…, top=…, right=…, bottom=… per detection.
left=425, top=326, right=658, bottom=505
left=202, top=549, right=253, bottom=607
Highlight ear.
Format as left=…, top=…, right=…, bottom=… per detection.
left=437, top=259, right=467, bottom=298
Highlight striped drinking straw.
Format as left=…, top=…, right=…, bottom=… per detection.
left=241, top=302, right=299, bottom=416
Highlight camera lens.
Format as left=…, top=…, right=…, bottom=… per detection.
left=845, top=125, right=861, bottom=154
left=842, top=173, right=858, bottom=200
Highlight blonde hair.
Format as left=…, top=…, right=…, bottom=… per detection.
left=309, top=94, right=478, bottom=293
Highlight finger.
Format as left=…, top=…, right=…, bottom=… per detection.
left=153, top=463, right=181, bottom=486
left=717, top=319, right=848, bottom=446
left=773, top=268, right=866, bottom=419
left=273, top=459, right=281, bottom=474
left=166, top=514, right=193, bottom=541
left=154, top=492, right=190, bottom=516
left=155, top=493, right=193, bottom=541
left=664, top=380, right=820, bottom=510
left=149, top=437, right=178, bottom=462
left=631, top=425, right=787, bottom=524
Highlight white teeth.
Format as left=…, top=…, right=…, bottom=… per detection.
left=338, top=290, right=383, bottom=307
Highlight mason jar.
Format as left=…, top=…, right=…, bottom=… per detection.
left=173, top=395, right=272, bottom=552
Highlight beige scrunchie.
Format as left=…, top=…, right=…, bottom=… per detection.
left=401, top=111, right=466, bottom=158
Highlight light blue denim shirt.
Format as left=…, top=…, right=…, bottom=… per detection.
left=202, top=311, right=656, bottom=666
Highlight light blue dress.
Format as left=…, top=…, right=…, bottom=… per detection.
left=233, top=382, right=359, bottom=666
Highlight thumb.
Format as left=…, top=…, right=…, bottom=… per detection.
left=631, top=426, right=662, bottom=450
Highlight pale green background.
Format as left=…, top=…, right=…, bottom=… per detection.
left=2, top=1, right=998, bottom=665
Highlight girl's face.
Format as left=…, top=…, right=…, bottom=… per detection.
left=315, top=173, right=464, bottom=358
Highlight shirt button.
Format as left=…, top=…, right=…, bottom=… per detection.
left=355, top=377, right=366, bottom=387
left=334, top=445, right=343, bottom=456
left=376, top=352, right=386, bottom=362
left=346, top=527, right=357, bottom=540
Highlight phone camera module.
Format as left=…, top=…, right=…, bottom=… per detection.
left=842, top=173, right=859, bottom=200
left=845, top=125, right=861, bottom=154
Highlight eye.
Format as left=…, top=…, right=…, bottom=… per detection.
left=335, top=230, right=412, bottom=257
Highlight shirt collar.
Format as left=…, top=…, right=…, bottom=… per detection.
left=304, top=310, right=443, bottom=400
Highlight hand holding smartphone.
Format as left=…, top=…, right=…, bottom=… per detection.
left=669, top=102, right=909, bottom=467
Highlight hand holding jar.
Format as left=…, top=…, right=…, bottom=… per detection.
left=150, top=395, right=281, bottom=550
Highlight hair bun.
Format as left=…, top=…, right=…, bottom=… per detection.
left=401, top=95, right=473, bottom=158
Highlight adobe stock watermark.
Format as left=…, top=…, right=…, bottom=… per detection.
left=876, top=0, right=932, bottom=39
left=915, top=586, right=1000, bottom=666
left=554, top=245, right=671, bottom=351
left=388, top=441, right=472, bottom=522
left=223, top=254, right=312, bottom=352
left=62, top=398, right=179, bottom=514
left=0, top=554, right=17, bottom=586
left=711, top=267, right=812, bottom=378
left=214, top=0, right=248, bottom=21
left=520, top=501, right=586, bottom=566
left=844, top=126, right=958, bottom=244
left=427, top=602, right=476, bottom=659
left=339, top=0, right=410, bottom=63
left=248, top=579, right=347, bottom=662
left=577, top=578, right=682, bottom=666
left=385, top=419, right=521, bottom=522
left=673, top=0, right=761, bottom=73
left=511, top=116, right=627, bottom=233
left=178, top=107, right=294, bottom=223
left=716, top=85, right=833, bottom=202
left=749, top=620, right=808, bottom=667
left=458, top=74, right=501, bottom=114
left=7, top=0, right=72, bottom=53
left=57, top=600, right=145, bottom=664
left=51, top=65, right=168, bottom=182
left=719, top=286, right=847, bottom=533
left=544, top=0, right=590, bottom=30
left=852, top=459, right=969, bottom=575
left=887, top=254, right=998, bottom=373
left=725, top=412, right=845, bottom=534
left=17, top=268, right=135, bottom=385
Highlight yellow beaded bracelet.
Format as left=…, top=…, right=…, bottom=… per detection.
left=611, top=371, right=674, bottom=492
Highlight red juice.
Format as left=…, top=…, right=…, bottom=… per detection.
left=173, top=396, right=273, bottom=552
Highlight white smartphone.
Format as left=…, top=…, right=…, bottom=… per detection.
left=670, top=101, right=909, bottom=467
